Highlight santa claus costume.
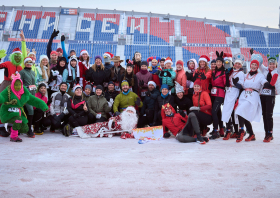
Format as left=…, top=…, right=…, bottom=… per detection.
left=234, top=59, right=268, bottom=142
left=78, top=49, right=90, bottom=88
left=222, top=53, right=245, bottom=140
left=259, top=54, right=280, bottom=142
left=76, top=106, right=138, bottom=139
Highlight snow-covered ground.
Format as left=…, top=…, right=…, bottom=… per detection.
left=1, top=118, right=280, bottom=197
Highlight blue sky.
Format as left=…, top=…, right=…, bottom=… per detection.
left=4, top=0, right=280, bottom=28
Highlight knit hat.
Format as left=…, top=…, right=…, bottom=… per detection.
left=85, top=84, right=92, bottom=91
left=73, top=84, right=82, bottom=91
left=69, top=49, right=76, bottom=54
left=161, top=84, right=169, bottom=91
left=148, top=81, right=156, bottom=88
left=164, top=57, right=173, bottom=65
left=250, top=60, right=260, bottom=68
left=126, top=59, right=134, bottom=68
left=60, top=82, right=68, bottom=88
left=199, top=55, right=210, bottom=63
left=40, top=55, right=49, bottom=63
left=108, top=81, right=115, bottom=86
left=68, top=55, right=80, bottom=77
left=50, top=51, right=58, bottom=56
left=121, top=80, right=129, bottom=87
left=125, top=106, right=136, bottom=114
left=216, top=51, right=224, bottom=63
left=56, top=48, right=63, bottom=53
left=38, top=83, right=47, bottom=90
left=233, top=54, right=245, bottom=65
left=194, top=80, right=201, bottom=87
left=24, top=57, right=33, bottom=64
left=80, top=49, right=88, bottom=56
left=96, top=85, right=103, bottom=92
left=95, top=55, right=102, bottom=61
left=176, top=60, right=184, bottom=67
left=175, top=81, right=184, bottom=94
left=103, top=52, right=114, bottom=63
left=160, top=58, right=166, bottom=62
left=211, top=59, right=216, bottom=64
left=141, top=61, right=148, bottom=66
left=12, top=47, right=22, bottom=54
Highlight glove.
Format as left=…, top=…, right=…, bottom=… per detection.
left=115, top=112, right=121, bottom=116
left=194, top=72, right=199, bottom=79
left=200, top=73, right=206, bottom=80
left=135, top=97, right=141, bottom=106
left=139, top=80, right=144, bottom=87
left=75, top=77, right=80, bottom=84
left=250, top=48, right=254, bottom=55
left=232, top=77, right=239, bottom=86
left=96, top=114, right=102, bottom=119
left=189, top=106, right=200, bottom=111
left=146, top=90, right=151, bottom=97
left=107, top=101, right=113, bottom=108
left=0, top=49, right=6, bottom=59
left=263, top=82, right=273, bottom=89
left=160, top=71, right=165, bottom=77
left=51, top=29, right=59, bottom=38
left=156, top=70, right=161, bottom=75
left=165, top=71, right=172, bottom=77
left=61, top=35, right=65, bottom=42
left=179, top=110, right=186, bottom=117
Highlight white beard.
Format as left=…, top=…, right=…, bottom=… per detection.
left=120, top=111, right=138, bottom=131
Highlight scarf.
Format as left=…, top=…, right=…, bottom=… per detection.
left=161, top=93, right=168, bottom=99
left=166, top=113, right=174, bottom=117
left=140, top=69, right=148, bottom=75
left=249, top=70, right=258, bottom=76
left=122, top=89, right=130, bottom=95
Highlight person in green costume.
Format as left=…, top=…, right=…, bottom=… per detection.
left=0, top=73, right=48, bottom=142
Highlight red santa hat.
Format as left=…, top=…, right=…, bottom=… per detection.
left=198, top=55, right=210, bottom=63
left=24, top=57, right=33, bottom=64
left=164, top=57, right=173, bottom=65
left=12, top=47, right=22, bottom=54
left=80, top=49, right=88, bottom=56
left=103, top=52, right=114, bottom=58
left=223, top=53, right=232, bottom=62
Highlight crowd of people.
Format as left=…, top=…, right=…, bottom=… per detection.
left=0, top=29, right=279, bottom=145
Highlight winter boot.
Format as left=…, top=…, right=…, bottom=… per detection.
left=230, top=132, right=238, bottom=138
left=10, top=128, right=22, bottom=142
left=210, top=130, right=219, bottom=140
left=219, top=128, right=225, bottom=137
left=236, top=129, right=245, bottom=143
left=0, top=126, right=10, bottom=137
left=196, top=134, right=206, bottom=144
left=34, top=128, right=44, bottom=135
left=223, top=130, right=232, bottom=140
left=64, top=124, right=72, bottom=137
left=245, top=134, right=256, bottom=141
left=263, top=132, right=273, bottom=143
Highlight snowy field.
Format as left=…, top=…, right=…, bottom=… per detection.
left=1, top=117, right=280, bottom=198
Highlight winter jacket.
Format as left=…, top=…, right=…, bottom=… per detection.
left=211, top=69, right=227, bottom=98
left=79, top=61, right=90, bottom=88
left=110, top=66, right=126, bottom=84
left=49, top=64, right=66, bottom=83
left=113, top=91, right=143, bottom=113
left=140, top=88, right=160, bottom=115
left=0, top=61, right=22, bottom=82
left=185, top=59, right=198, bottom=93
left=193, top=68, right=212, bottom=93
left=148, top=64, right=162, bottom=88
left=153, top=94, right=175, bottom=123
left=133, top=62, right=141, bottom=74
left=50, top=91, right=70, bottom=115
left=87, top=94, right=111, bottom=119
left=136, top=70, right=153, bottom=96
left=175, top=69, right=187, bottom=94
left=105, top=90, right=118, bottom=102
left=67, top=95, right=89, bottom=117
left=34, top=92, right=49, bottom=110
left=192, top=91, right=212, bottom=115
left=36, top=65, right=49, bottom=86
left=19, top=68, right=36, bottom=95
left=161, top=105, right=188, bottom=136
left=174, top=95, right=192, bottom=113
left=62, top=67, right=78, bottom=92
left=104, top=62, right=114, bottom=70
left=158, top=68, right=176, bottom=93
left=85, top=67, right=110, bottom=87
left=120, top=73, right=138, bottom=93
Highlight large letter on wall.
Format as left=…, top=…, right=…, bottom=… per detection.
left=19, top=15, right=36, bottom=30
left=76, top=17, right=91, bottom=32
left=130, top=18, right=144, bottom=34
left=101, top=18, right=116, bottom=33
left=44, top=16, right=59, bottom=30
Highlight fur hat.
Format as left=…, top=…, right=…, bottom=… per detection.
left=175, top=81, right=184, bottom=94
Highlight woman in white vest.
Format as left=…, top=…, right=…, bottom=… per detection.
left=258, top=54, right=280, bottom=142
left=222, top=54, right=245, bottom=140
left=234, top=59, right=268, bottom=143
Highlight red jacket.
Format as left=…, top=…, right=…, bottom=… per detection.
left=34, top=92, right=50, bottom=111
left=193, top=68, right=212, bottom=93
left=192, top=91, right=212, bottom=115
left=161, top=105, right=188, bottom=136
left=175, top=69, right=188, bottom=95
left=0, top=61, right=22, bottom=81
left=79, top=61, right=89, bottom=89
left=210, top=70, right=226, bottom=98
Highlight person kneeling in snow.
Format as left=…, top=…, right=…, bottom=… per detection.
left=161, top=103, right=208, bottom=144
left=76, top=106, right=138, bottom=139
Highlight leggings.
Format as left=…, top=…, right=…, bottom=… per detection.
left=33, top=109, right=51, bottom=131
left=68, top=115, right=88, bottom=128
left=211, top=96, right=224, bottom=130
left=238, top=115, right=253, bottom=135
left=226, top=111, right=239, bottom=133
left=261, top=96, right=275, bottom=132
left=192, top=110, right=212, bottom=132
left=176, top=112, right=200, bottom=143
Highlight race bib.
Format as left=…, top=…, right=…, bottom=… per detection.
left=51, top=84, right=59, bottom=91
left=211, top=87, right=217, bottom=95
left=28, top=85, right=37, bottom=91
left=8, top=107, right=19, bottom=112
left=261, top=88, right=272, bottom=96
left=245, top=88, right=253, bottom=97
left=115, top=82, right=120, bottom=92
left=141, top=89, right=148, bottom=97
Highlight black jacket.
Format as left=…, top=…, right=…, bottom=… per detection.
left=153, top=94, right=175, bottom=123
left=120, top=73, right=138, bottom=93
left=174, top=95, right=193, bottom=114
left=67, top=96, right=89, bottom=117
left=85, top=67, right=111, bottom=87
left=141, top=88, right=160, bottom=115
left=104, top=90, right=118, bottom=102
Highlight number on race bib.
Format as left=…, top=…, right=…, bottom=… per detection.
left=8, top=108, right=19, bottom=112
left=261, top=89, right=272, bottom=95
